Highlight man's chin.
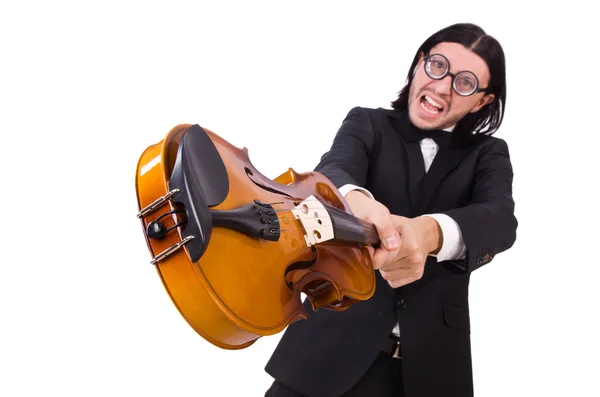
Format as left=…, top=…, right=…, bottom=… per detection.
left=408, top=108, right=445, bottom=130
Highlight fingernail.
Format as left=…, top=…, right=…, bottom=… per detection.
left=385, top=237, right=398, bottom=249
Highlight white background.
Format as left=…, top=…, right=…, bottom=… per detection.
left=1, top=1, right=598, bottom=396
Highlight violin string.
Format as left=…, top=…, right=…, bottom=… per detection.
left=275, top=220, right=368, bottom=233
left=273, top=205, right=376, bottom=230
left=320, top=205, right=378, bottom=230
left=322, top=204, right=366, bottom=222
left=263, top=197, right=365, bottom=216
left=277, top=215, right=360, bottom=227
left=259, top=197, right=340, bottom=206
left=276, top=220, right=375, bottom=236
left=275, top=222, right=378, bottom=246
left=276, top=216, right=378, bottom=237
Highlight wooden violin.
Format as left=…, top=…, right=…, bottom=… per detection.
left=135, top=124, right=381, bottom=349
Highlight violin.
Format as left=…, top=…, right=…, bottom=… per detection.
left=135, top=123, right=381, bottom=350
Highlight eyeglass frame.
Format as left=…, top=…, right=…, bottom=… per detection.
left=423, top=53, right=490, bottom=97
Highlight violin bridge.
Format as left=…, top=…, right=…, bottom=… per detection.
left=290, top=195, right=334, bottom=247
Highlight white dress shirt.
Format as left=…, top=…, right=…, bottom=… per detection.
left=336, top=137, right=467, bottom=337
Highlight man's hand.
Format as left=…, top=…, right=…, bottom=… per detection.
left=344, top=190, right=401, bottom=266
left=379, top=215, right=442, bottom=288
left=344, top=190, right=443, bottom=288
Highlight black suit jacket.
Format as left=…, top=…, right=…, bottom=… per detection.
left=265, top=107, right=518, bottom=397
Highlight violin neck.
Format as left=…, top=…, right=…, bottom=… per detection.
left=326, top=205, right=381, bottom=248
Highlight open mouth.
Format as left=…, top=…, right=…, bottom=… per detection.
left=420, top=95, right=444, bottom=115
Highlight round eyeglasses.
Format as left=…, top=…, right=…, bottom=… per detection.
left=424, top=53, right=489, bottom=97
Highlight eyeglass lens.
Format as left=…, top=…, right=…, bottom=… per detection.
left=425, top=55, right=478, bottom=95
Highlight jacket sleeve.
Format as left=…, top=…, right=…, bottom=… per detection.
left=442, top=137, right=518, bottom=273
left=313, top=107, right=375, bottom=188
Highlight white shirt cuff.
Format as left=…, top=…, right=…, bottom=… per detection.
left=423, top=213, right=466, bottom=261
left=338, top=184, right=374, bottom=200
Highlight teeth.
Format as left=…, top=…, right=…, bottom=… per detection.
left=425, top=95, right=443, bottom=109
left=421, top=100, right=440, bottom=114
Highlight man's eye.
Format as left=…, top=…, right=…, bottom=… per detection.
left=460, top=78, right=474, bottom=88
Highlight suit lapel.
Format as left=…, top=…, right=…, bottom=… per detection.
left=418, top=145, right=469, bottom=213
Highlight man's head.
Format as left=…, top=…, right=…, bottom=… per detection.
left=392, top=23, right=506, bottom=139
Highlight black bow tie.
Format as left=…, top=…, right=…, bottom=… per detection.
left=401, top=123, right=452, bottom=148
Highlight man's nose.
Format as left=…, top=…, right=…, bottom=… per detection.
left=434, top=74, right=453, bottom=96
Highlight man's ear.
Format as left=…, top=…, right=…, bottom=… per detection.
left=470, top=93, right=495, bottom=113
left=413, top=52, right=425, bottom=76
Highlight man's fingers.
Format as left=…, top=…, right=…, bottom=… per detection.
left=370, top=209, right=401, bottom=251
left=344, top=195, right=402, bottom=269
left=387, top=276, right=419, bottom=289
left=379, top=256, right=409, bottom=272
left=366, top=246, right=375, bottom=258
left=372, top=247, right=398, bottom=270
left=380, top=263, right=422, bottom=279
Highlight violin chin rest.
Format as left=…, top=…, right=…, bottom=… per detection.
left=169, top=124, right=230, bottom=262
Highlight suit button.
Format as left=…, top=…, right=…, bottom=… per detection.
left=397, top=299, right=407, bottom=309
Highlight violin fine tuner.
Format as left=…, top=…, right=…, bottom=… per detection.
left=137, top=188, right=194, bottom=264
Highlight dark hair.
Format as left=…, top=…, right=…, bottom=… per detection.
left=391, top=23, right=506, bottom=143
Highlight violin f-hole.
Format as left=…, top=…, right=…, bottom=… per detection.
left=284, top=246, right=318, bottom=292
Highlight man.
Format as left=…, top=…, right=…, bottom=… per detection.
left=264, top=22, right=517, bottom=397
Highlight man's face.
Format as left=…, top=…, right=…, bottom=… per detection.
left=407, top=42, right=495, bottom=130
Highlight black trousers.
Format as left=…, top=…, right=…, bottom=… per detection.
left=265, top=351, right=405, bottom=397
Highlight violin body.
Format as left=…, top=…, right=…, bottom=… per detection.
left=135, top=124, right=376, bottom=349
